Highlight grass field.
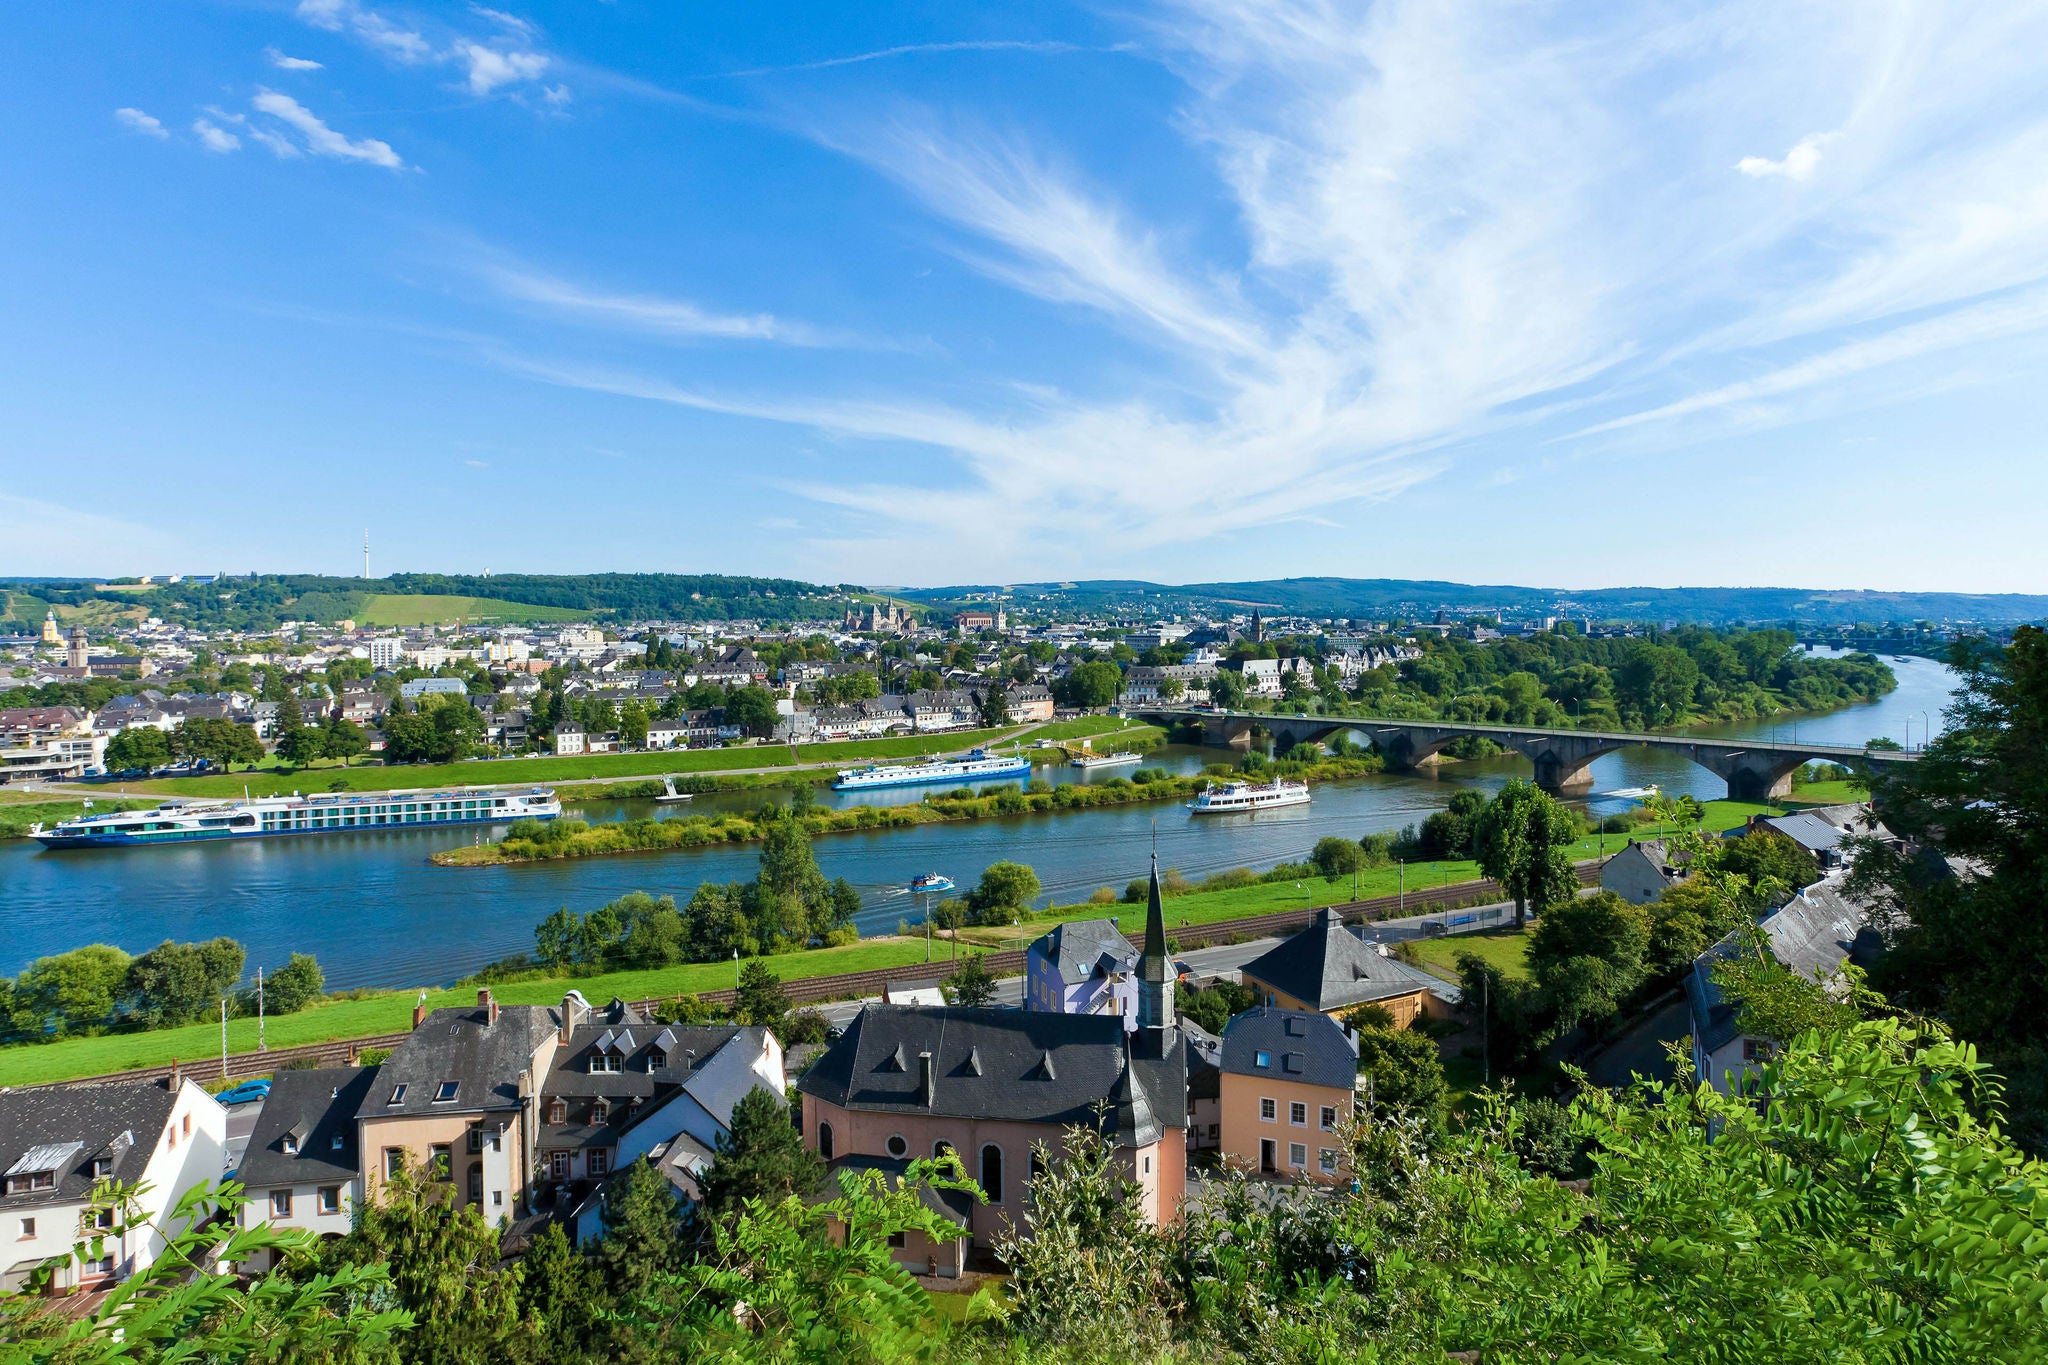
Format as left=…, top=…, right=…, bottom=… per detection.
left=1409, top=928, right=1531, bottom=983
left=354, top=594, right=591, bottom=627
left=0, top=793, right=1789, bottom=1085
left=0, top=800, right=148, bottom=840
left=1787, top=779, right=1870, bottom=805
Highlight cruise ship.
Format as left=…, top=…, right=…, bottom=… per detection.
left=29, top=787, right=562, bottom=849
left=1187, top=778, right=1311, bottom=815
left=1071, top=750, right=1143, bottom=770
left=832, top=747, right=1033, bottom=792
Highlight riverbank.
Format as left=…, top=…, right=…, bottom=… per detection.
left=433, top=756, right=1382, bottom=867
left=0, top=799, right=149, bottom=841
left=0, top=794, right=1799, bottom=1087
left=52, top=716, right=1160, bottom=804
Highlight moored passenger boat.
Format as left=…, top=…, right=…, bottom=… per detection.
left=29, top=787, right=562, bottom=849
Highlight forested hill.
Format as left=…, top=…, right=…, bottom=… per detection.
left=0, top=574, right=853, bottom=632
left=908, top=577, right=2048, bottom=627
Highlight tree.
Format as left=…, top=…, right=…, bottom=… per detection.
left=1, top=1180, right=410, bottom=1364
left=1057, top=659, right=1124, bottom=710
left=323, top=714, right=368, bottom=763
left=695, top=1085, right=825, bottom=1228
left=173, top=716, right=265, bottom=770
left=1309, top=836, right=1363, bottom=881
left=965, top=860, right=1040, bottom=924
left=275, top=709, right=326, bottom=768
left=125, top=937, right=246, bottom=1029
left=947, top=952, right=998, bottom=1007
left=997, top=1124, right=1166, bottom=1351
left=978, top=682, right=1010, bottom=727
left=593, top=1156, right=687, bottom=1304
left=732, top=960, right=789, bottom=1030
left=517, top=1222, right=603, bottom=1364
left=722, top=684, right=781, bottom=738
left=104, top=725, right=171, bottom=772
left=262, top=952, right=325, bottom=1014
left=1472, top=779, right=1580, bottom=930
left=10, top=944, right=131, bottom=1037
left=1527, top=890, right=1651, bottom=1036
left=1208, top=669, right=1248, bottom=709
left=1352, top=1025, right=1447, bottom=1135
left=1418, top=789, right=1486, bottom=859
left=617, top=699, right=650, bottom=749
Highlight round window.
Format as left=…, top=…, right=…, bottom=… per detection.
left=886, top=1134, right=908, bottom=1158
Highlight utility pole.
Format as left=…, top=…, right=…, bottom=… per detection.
left=257, top=968, right=265, bottom=1053
left=220, top=998, right=228, bottom=1081
left=362, top=529, right=369, bottom=580
left=1398, top=860, right=1404, bottom=917
left=1482, top=973, right=1490, bottom=1088
left=733, top=947, right=740, bottom=993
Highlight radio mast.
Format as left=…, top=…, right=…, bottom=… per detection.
left=362, top=529, right=369, bottom=580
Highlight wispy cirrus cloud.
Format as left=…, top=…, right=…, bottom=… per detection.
left=192, top=118, right=241, bottom=153
left=266, top=47, right=324, bottom=71
left=1737, top=132, right=1832, bottom=181
left=252, top=90, right=405, bottom=168
left=295, top=0, right=556, bottom=101
left=476, top=260, right=842, bottom=346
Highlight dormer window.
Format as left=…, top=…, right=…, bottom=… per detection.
left=91, top=1157, right=112, bottom=1178
left=591, top=1099, right=610, bottom=1125
left=547, top=1099, right=567, bottom=1125
left=589, top=1053, right=620, bottom=1074
left=388, top=1083, right=408, bottom=1105
left=281, top=1135, right=300, bottom=1155
left=5, top=1172, right=54, bottom=1195
left=433, top=1081, right=460, bottom=1104
left=646, top=1050, right=666, bottom=1071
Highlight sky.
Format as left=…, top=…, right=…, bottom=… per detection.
left=4, top=1, right=2048, bottom=593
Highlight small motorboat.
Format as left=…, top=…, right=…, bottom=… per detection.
left=655, top=775, right=693, bottom=804
left=909, top=872, right=956, bottom=896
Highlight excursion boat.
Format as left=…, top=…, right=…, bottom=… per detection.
left=1187, top=779, right=1311, bottom=815
left=28, top=787, right=562, bottom=849
left=1071, top=750, right=1143, bottom=770
left=654, top=775, right=694, bottom=804
left=832, top=747, right=1032, bottom=792
left=909, top=873, right=956, bottom=896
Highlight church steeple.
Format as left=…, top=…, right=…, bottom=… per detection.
left=1137, top=852, right=1175, bottom=1037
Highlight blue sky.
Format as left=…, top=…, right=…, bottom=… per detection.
left=5, top=1, right=2048, bottom=592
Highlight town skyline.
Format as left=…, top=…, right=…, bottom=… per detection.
left=7, top=2, right=2048, bottom=590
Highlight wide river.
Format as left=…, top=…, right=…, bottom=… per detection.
left=0, top=651, right=1959, bottom=989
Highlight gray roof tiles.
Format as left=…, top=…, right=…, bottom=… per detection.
left=1220, top=1008, right=1358, bottom=1090
left=237, top=1067, right=378, bottom=1189
left=361, top=1001, right=558, bottom=1120
left=0, top=1079, right=180, bottom=1210
left=1240, top=908, right=1429, bottom=1011
left=1030, top=918, right=1138, bottom=983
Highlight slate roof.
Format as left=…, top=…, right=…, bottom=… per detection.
left=1240, top=909, right=1431, bottom=1011
left=237, top=1067, right=378, bottom=1189
left=1219, top=1008, right=1358, bottom=1091
left=797, top=1005, right=1188, bottom=1146
left=541, top=1007, right=766, bottom=1150
left=1030, top=918, right=1138, bottom=984
left=361, top=1001, right=558, bottom=1120
left=0, top=1079, right=179, bottom=1210
left=1686, top=881, right=1879, bottom=1053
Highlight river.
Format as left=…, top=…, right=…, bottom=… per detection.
left=0, top=651, right=1960, bottom=990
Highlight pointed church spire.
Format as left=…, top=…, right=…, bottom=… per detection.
left=1138, top=851, right=1174, bottom=1035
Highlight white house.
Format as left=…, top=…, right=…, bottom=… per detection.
left=1024, top=918, right=1140, bottom=1027
left=233, top=1067, right=379, bottom=1270
left=0, top=1075, right=226, bottom=1294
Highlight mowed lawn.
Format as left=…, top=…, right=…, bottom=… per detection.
left=1409, top=928, right=1532, bottom=984
left=353, top=594, right=591, bottom=626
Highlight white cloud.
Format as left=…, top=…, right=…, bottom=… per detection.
left=479, top=261, right=835, bottom=345
left=192, top=118, right=241, bottom=153
left=266, top=47, right=324, bottom=71
left=455, top=42, right=548, bottom=95
left=295, top=0, right=430, bottom=63
left=463, top=458, right=490, bottom=468
left=543, top=84, right=572, bottom=106
left=114, top=107, right=168, bottom=138
left=1737, top=133, right=1832, bottom=181
left=470, top=6, right=534, bottom=38
left=252, top=90, right=404, bottom=168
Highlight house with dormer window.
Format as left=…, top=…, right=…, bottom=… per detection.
left=235, top=1067, right=377, bottom=1270
left=535, top=995, right=784, bottom=1243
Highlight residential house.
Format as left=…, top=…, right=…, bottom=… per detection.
left=1686, top=882, right=1880, bottom=1095
left=1239, top=909, right=1448, bottom=1028
left=1728, top=806, right=1891, bottom=871
left=235, top=1067, right=378, bottom=1269
left=1006, top=684, right=1056, bottom=723
left=552, top=723, right=587, bottom=756
left=798, top=857, right=1190, bottom=1276
left=1602, top=838, right=1688, bottom=906
left=1183, top=1019, right=1223, bottom=1151
left=1217, top=1007, right=1357, bottom=1180
left=355, top=990, right=560, bottom=1225
left=1024, top=918, right=1138, bottom=1025
left=533, top=994, right=783, bottom=1242
left=0, top=1075, right=226, bottom=1294
left=1, top=705, right=106, bottom=782
left=399, top=678, right=469, bottom=702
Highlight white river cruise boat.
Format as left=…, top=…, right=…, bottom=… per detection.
left=1187, top=778, right=1311, bottom=815
left=29, top=787, right=562, bottom=849
left=832, top=747, right=1032, bottom=792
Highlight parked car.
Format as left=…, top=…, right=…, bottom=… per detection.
left=215, top=1078, right=272, bottom=1106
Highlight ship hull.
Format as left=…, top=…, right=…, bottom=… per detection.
left=832, top=757, right=1032, bottom=791
left=31, top=809, right=552, bottom=849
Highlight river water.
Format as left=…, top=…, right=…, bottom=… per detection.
left=0, top=651, right=1959, bottom=989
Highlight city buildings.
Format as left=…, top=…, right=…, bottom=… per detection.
left=1216, top=1008, right=1357, bottom=1181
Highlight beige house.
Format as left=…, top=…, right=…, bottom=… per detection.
left=1239, top=909, right=1447, bottom=1027
left=1215, top=1008, right=1357, bottom=1181
left=356, top=990, right=559, bottom=1224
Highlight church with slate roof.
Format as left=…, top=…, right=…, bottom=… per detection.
left=797, top=856, right=1190, bottom=1273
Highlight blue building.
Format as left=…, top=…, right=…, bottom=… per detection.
left=1024, top=917, right=1139, bottom=1027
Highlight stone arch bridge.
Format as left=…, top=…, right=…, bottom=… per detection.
left=1129, top=707, right=1917, bottom=801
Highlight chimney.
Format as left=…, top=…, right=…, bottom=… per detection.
left=918, top=1050, right=935, bottom=1108
left=478, top=988, right=499, bottom=1028
left=346, top=1042, right=359, bottom=1066
left=412, top=996, right=429, bottom=1029
left=168, top=1057, right=180, bottom=1089
left=559, top=991, right=587, bottom=1043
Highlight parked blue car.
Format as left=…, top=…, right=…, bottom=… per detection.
left=216, top=1078, right=271, bottom=1106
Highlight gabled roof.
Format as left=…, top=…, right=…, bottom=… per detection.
left=1240, top=909, right=1430, bottom=1011
left=1029, top=918, right=1138, bottom=983
left=1219, top=1007, right=1358, bottom=1090
left=0, top=1079, right=181, bottom=1209
left=797, top=1005, right=1187, bottom=1145
left=362, top=1002, right=558, bottom=1120
left=1686, top=880, right=1878, bottom=1054
left=237, top=1067, right=377, bottom=1188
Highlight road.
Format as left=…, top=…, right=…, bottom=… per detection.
left=811, top=895, right=1532, bottom=1027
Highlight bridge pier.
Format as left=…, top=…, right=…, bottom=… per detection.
left=1691, top=749, right=1809, bottom=802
